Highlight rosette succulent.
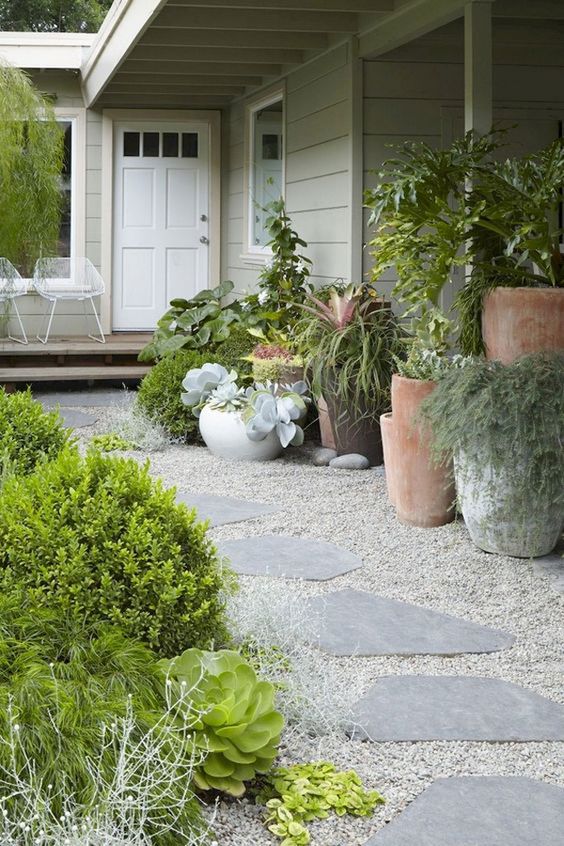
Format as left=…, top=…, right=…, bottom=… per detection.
left=245, top=388, right=307, bottom=448
left=181, top=363, right=238, bottom=416
left=159, top=648, right=284, bottom=797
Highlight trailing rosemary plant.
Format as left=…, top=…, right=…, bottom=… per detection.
left=420, top=352, right=564, bottom=552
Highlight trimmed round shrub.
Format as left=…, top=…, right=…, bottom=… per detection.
left=137, top=349, right=208, bottom=440
left=0, top=387, right=70, bottom=479
left=0, top=450, right=229, bottom=655
left=0, top=600, right=204, bottom=838
left=214, top=324, right=255, bottom=377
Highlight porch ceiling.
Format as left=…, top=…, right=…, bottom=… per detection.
left=82, top=0, right=564, bottom=109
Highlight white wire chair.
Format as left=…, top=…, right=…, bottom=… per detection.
left=0, top=257, right=28, bottom=345
left=33, top=257, right=105, bottom=344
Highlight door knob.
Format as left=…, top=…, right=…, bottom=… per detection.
left=200, top=214, right=208, bottom=222
left=200, top=236, right=209, bottom=244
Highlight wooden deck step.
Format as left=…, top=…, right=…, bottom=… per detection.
left=0, top=365, right=151, bottom=383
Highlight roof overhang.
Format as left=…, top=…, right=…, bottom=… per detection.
left=0, top=32, right=95, bottom=70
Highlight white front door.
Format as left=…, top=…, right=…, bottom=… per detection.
left=112, top=121, right=210, bottom=330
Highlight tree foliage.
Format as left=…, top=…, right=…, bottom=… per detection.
left=0, top=63, right=64, bottom=275
left=0, top=0, right=112, bottom=32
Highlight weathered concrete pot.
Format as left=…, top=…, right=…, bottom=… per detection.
left=482, top=286, right=564, bottom=364
left=384, top=375, right=455, bottom=528
left=455, top=449, right=563, bottom=558
left=317, top=395, right=336, bottom=450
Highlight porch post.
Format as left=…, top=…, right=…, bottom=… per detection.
left=464, top=1, right=493, bottom=136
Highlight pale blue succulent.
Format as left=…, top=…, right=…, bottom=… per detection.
left=245, top=389, right=306, bottom=448
left=181, top=363, right=238, bottom=417
left=207, top=381, right=248, bottom=412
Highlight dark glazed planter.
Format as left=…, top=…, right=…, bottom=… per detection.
left=482, top=286, right=564, bottom=363
left=323, top=392, right=383, bottom=466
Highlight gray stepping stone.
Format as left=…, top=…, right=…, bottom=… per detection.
left=351, top=676, right=564, bottom=741
left=364, top=777, right=564, bottom=845
left=37, top=389, right=133, bottom=408
left=307, top=589, right=514, bottom=656
left=59, top=409, right=98, bottom=429
left=176, top=492, right=279, bottom=527
left=217, top=535, right=362, bottom=580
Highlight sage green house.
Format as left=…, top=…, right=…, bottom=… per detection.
left=1, top=0, right=563, bottom=338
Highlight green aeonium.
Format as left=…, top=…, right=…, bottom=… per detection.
left=160, top=648, right=284, bottom=797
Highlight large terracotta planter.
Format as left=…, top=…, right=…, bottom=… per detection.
left=482, top=286, right=564, bottom=364
left=383, top=375, right=455, bottom=528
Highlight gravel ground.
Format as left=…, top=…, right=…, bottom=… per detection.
left=77, top=409, right=564, bottom=846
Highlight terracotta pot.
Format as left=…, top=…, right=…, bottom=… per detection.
left=317, top=395, right=336, bottom=450
left=323, top=392, right=383, bottom=466
left=380, top=412, right=397, bottom=506
left=482, top=286, right=564, bottom=364
left=384, top=374, right=455, bottom=528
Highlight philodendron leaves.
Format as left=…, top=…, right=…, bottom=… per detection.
left=159, top=648, right=284, bottom=797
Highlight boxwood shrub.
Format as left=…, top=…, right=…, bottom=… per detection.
left=0, top=450, right=230, bottom=656
left=0, top=387, right=70, bottom=479
left=137, top=349, right=208, bottom=440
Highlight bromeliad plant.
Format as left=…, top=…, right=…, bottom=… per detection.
left=181, top=362, right=309, bottom=449
left=160, top=648, right=284, bottom=797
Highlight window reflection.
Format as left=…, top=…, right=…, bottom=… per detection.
left=250, top=99, right=283, bottom=248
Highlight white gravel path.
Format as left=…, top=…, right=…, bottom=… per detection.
left=77, top=412, right=563, bottom=846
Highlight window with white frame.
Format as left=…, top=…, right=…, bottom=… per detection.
left=56, top=119, right=73, bottom=257
left=53, top=110, right=84, bottom=260
left=246, top=90, right=284, bottom=255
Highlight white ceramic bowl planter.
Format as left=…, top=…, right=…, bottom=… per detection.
left=198, top=405, right=283, bottom=462
left=455, top=450, right=563, bottom=558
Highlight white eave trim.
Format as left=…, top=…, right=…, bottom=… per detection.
left=0, top=32, right=95, bottom=69
left=81, top=0, right=169, bottom=107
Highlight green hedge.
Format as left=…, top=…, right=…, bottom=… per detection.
left=137, top=349, right=207, bottom=440
left=0, top=450, right=230, bottom=656
left=0, top=387, right=70, bottom=480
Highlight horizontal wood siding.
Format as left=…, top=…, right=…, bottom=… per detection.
left=363, top=19, right=564, bottom=295
left=221, top=43, right=353, bottom=291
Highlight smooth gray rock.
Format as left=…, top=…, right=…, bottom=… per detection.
left=312, top=447, right=338, bottom=466
left=217, top=535, right=363, bottom=581
left=365, top=777, right=564, bottom=846
left=534, top=551, right=564, bottom=595
left=58, top=409, right=98, bottom=429
left=37, top=389, right=133, bottom=408
left=329, top=453, right=370, bottom=470
left=351, top=676, right=564, bottom=741
left=175, top=492, right=279, bottom=527
left=307, top=589, right=514, bottom=656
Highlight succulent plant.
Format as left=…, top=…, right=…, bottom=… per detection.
left=245, top=389, right=306, bottom=448
left=181, top=363, right=237, bottom=416
left=159, top=648, right=284, bottom=797
left=207, top=380, right=247, bottom=411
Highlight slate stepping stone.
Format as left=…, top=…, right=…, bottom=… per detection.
left=307, top=589, right=514, bottom=656
left=176, top=492, right=279, bottom=528
left=59, top=409, right=98, bottom=429
left=37, top=389, right=132, bottom=408
left=217, top=535, right=362, bottom=580
left=351, top=676, right=564, bottom=741
left=364, top=777, right=564, bottom=845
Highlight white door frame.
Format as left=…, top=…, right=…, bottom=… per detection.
left=101, top=108, right=221, bottom=334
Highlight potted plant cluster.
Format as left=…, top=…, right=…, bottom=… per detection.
left=294, top=283, right=402, bottom=466
left=420, top=352, right=564, bottom=558
left=181, top=362, right=309, bottom=461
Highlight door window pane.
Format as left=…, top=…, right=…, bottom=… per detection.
left=181, top=132, right=199, bottom=158
left=143, top=132, right=160, bottom=157
left=123, top=131, right=140, bottom=157
left=163, top=132, right=179, bottom=157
